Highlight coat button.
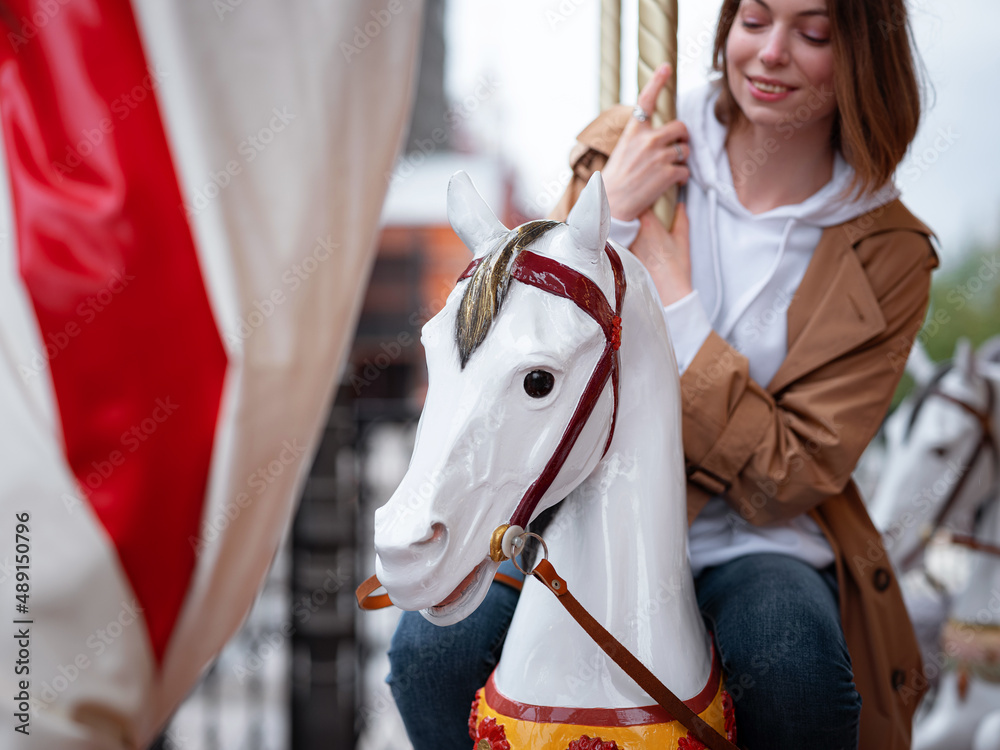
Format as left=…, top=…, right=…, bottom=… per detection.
left=874, top=567, right=891, bottom=592
left=891, top=669, right=906, bottom=690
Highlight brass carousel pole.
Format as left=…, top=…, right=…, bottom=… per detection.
left=600, top=0, right=622, bottom=110
left=637, top=0, right=678, bottom=228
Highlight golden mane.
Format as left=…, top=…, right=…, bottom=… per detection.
left=455, top=220, right=559, bottom=369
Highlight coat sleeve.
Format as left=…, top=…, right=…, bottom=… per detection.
left=679, top=231, right=937, bottom=526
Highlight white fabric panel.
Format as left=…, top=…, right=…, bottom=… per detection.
left=134, top=0, right=427, bottom=742
left=0, top=96, right=156, bottom=748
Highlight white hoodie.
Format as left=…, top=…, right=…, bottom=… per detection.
left=608, top=82, right=900, bottom=577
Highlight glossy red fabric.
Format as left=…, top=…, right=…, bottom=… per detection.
left=0, top=0, right=227, bottom=662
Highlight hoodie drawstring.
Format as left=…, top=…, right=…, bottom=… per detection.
left=717, top=218, right=797, bottom=339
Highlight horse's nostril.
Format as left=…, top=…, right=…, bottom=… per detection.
left=420, top=522, right=447, bottom=546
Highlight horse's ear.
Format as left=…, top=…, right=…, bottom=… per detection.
left=906, top=337, right=936, bottom=386
left=565, top=171, right=611, bottom=255
left=976, top=334, right=1000, bottom=367
left=955, top=336, right=976, bottom=378
left=447, top=171, right=509, bottom=258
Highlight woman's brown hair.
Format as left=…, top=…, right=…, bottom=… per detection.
left=711, top=0, right=923, bottom=196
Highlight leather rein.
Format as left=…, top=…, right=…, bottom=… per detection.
left=357, top=238, right=738, bottom=750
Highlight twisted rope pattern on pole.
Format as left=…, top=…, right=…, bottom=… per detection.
left=637, top=0, right=678, bottom=227
left=600, top=0, right=622, bottom=111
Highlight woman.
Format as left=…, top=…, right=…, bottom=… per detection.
left=388, top=0, right=937, bottom=748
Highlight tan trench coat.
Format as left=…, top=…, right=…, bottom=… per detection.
left=548, top=105, right=939, bottom=750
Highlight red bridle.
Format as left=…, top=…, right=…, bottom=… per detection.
left=359, top=235, right=740, bottom=750
left=457, top=241, right=626, bottom=542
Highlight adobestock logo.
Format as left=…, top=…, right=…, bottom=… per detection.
left=76, top=397, right=180, bottom=497
left=181, top=106, right=297, bottom=218
left=6, top=0, right=72, bottom=51
left=52, top=65, right=169, bottom=182
left=340, top=0, right=408, bottom=63
left=19, top=268, right=136, bottom=382
left=224, top=236, right=338, bottom=348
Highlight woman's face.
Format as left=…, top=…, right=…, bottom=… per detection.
left=725, top=0, right=837, bottom=133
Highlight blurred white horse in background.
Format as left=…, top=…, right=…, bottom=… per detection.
left=867, top=337, right=1000, bottom=750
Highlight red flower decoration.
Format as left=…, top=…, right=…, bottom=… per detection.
left=610, top=316, right=623, bottom=350
left=567, top=735, right=620, bottom=750
left=722, top=689, right=737, bottom=743
left=677, top=733, right=707, bottom=750
left=471, top=716, right=510, bottom=750
left=468, top=694, right=481, bottom=741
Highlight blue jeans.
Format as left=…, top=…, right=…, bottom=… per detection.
left=696, top=554, right=861, bottom=750
left=387, top=560, right=523, bottom=750
left=386, top=554, right=861, bottom=750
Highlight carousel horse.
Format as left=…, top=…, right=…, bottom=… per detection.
left=869, top=337, right=1000, bottom=573
left=367, top=170, right=735, bottom=749
left=868, top=337, right=1000, bottom=750
left=914, top=499, right=1000, bottom=750
left=864, top=341, right=960, bottom=677
left=974, top=711, right=1000, bottom=750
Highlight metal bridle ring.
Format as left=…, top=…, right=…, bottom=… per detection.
left=511, top=532, right=550, bottom=576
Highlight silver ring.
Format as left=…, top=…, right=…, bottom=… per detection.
left=632, top=104, right=650, bottom=123
left=511, top=532, right=550, bottom=576
left=673, top=142, right=685, bottom=163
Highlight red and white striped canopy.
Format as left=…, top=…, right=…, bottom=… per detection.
left=0, top=1, right=424, bottom=746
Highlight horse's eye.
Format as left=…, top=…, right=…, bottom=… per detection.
left=523, top=370, right=555, bottom=398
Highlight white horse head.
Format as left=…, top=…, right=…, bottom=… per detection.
left=373, top=170, right=620, bottom=624
left=870, top=337, right=1000, bottom=572
left=371, top=171, right=719, bottom=717
left=974, top=711, right=1000, bottom=750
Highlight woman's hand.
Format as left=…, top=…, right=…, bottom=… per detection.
left=602, top=63, right=690, bottom=222
left=631, top=202, right=692, bottom=307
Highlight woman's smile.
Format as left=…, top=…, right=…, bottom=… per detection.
left=727, top=0, right=837, bottom=131
left=746, top=75, right=796, bottom=101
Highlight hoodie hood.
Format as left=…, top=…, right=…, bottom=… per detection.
left=681, top=82, right=899, bottom=228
